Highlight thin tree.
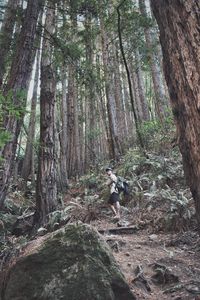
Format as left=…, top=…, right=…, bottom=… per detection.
left=99, top=7, right=122, bottom=159
left=117, top=1, right=144, bottom=149
left=66, top=0, right=81, bottom=178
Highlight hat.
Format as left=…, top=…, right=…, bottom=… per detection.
left=105, top=167, right=112, bottom=172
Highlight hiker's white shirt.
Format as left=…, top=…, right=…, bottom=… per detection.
left=107, top=173, right=118, bottom=194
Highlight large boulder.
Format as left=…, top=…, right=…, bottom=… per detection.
left=2, top=223, right=136, bottom=300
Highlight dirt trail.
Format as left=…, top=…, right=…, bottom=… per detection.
left=91, top=214, right=200, bottom=300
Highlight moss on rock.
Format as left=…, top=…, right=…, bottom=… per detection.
left=3, top=224, right=136, bottom=300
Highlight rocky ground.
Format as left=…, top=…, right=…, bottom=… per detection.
left=91, top=209, right=200, bottom=300
left=1, top=196, right=200, bottom=300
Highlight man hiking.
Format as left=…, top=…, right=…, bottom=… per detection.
left=105, top=167, right=120, bottom=220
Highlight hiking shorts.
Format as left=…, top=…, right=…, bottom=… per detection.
left=108, top=192, right=120, bottom=205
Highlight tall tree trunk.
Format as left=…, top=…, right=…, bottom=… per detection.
left=112, top=42, right=126, bottom=151
left=20, top=10, right=43, bottom=187
left=95, top=51, right=110, bottom=158
left=35, top=1, right=57, bottom=226
left=121, top=69, right=133, bottom=139
left=67, top=64, right=80, bottom=178
left=134, top=48, right=150, bottom=121
left=139, top=0, right=167, bottom=121
left=84, top=11, right=96, bottom=167
left=67, top=3, right=80, bottom=178
left=117, top=3, right=144, bottom=149
left=0, top=0, right=20, bottom=87
left=0, top=0, right=43, bottom=208
left=59, top=65, right=68, bottom=190
left=57, top=1, right=68, bottom=189
left=150, top=0, right=200, bottom=232
left=131, top=68, right=143, bottom=122
left=99, top=11, right=121, bottom=159
left=21, top=49, right=40, bottom=185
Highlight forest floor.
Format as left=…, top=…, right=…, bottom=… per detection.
left=1, top=190, right=200, bottom=300
left=91, top=209, right=200, bottom=300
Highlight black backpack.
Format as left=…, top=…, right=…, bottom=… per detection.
left=115, top=176, right=129, bottom=195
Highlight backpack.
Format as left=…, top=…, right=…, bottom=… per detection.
left=115, top=176, right=129, bottom=195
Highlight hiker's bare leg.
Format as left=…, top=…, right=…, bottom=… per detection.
left=109, top=204, right=117, bottom=216
left=114, top=201, right=120, bottom=218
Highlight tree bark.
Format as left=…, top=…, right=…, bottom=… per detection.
left=117, top=3, right=144, bottom=149
left=0, top=0, right=20, bottom=87
left=139, top=0, right=168, bottom=121
left=150, top=0, right=200, bottom=232
left=0, top=0, right=43, bottom=208
left=134, top=48, right=150, bottom=121
left=84, top=11, right=96, bottom=166
left=95, top=52, right=110, bottom=158
left=59, top=65, right=68, bottom=189
left=21, top=50, right=40, bottom=185
left=66, top=3, right=80, bottom=178
left=112, top=41, right=126, bottom=151
left=35, top=1, right=57, bottom=226
left=99, top=10, right=121, bottom=159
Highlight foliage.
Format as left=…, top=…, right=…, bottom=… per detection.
left=47, top=207, right=72, bottom=230
left=0, top=130, right=12, bottom=150
left=79, top=172, right=103, bottom=190
left=139, top=115, right=175, bottom=151
left=0, top=89, right=28, bottom=152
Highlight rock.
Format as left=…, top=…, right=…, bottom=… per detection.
left=3, top=223, right=136, bottom=300
left=120, top=206, right=130, bottom=214
left=37, top=227, right=48, bottom=236
left=117, top=220, right=130, bottom=227
left=185, top=281, right=200, bottom=294
left=151, top=263, right=179, bottom=285
left=106, top=239, right=120, bottom=252
left=132, top=265, right=151, bottom=293
left=148, top=234, right=158, bottom=241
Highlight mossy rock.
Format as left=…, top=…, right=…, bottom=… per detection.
left=2, top=223, right=136, bottom=300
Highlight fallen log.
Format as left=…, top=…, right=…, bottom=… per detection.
left=98, top=226, right=139, bottom=235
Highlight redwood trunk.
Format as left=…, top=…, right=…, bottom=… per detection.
left=100, top=12, right=121, bottom=159
left=139, top=0, right=167, bottom=120
left=0, top=0, right=20, bottom=87
left=151, top=0, right=200, bottom=231
left=60, top=65, right=68, bottom=189
left=35, top=2, right=57, bottom=225
left=0, top=0, right=43, bottom=208
left=21, top=50, right=40, bottom=184
left=66, top=4, right=80, bottom=178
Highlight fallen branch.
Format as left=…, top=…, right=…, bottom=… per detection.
left=98, top=226, right=139, bottom=235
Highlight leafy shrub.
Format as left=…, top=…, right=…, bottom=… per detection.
left=139, top=116, right=175, bottom=151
